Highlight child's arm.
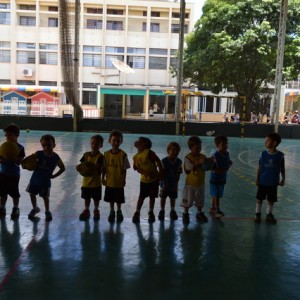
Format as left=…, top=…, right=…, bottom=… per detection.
left=279, top=155, right=285, bottom=186
left=256, top=165, right=261, bottom=185
left=101, top=159, right=107, bottom=185
left=51, top=159, right=65, bottom=179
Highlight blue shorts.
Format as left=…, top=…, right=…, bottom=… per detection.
left=0, top=174, right=20, bottom=198
left=104, top=187, right=125, bottom=203
left=256, top=185, right=277, bottom=202
left=27, top=183, right=50, bottom=198
left=81, top=187, right=102, bottom=201
left=210, top=184, right=225, bottom=198
left=139, top=181, right=159, bottom=199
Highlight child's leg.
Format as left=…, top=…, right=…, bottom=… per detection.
left=94, top=199, right=100, bottom=210
left=160, top=197, right=166, bottom=210
left=266, top=201, right=274, bottom=214
left=170, top=198, right=176, bottom=210
left=135, top=196, right=145, bottom=213
left=116, top=202, right=121, bottom=210
left=30, top=193, right=38, bottom=209
left=0, top=195, right=7, bottom=208
left=149, top=197, right=155, bottom=211
left=12, top=197, right=19, bottom=208
left=85, top=198, right=91, bottom=209
left=255, top=199, right=263, bottom=213
left=110, top=202, right=115, bottom=211
left=43, top=197, right=50, bottom=212
left=215, top=197, right=220, bottom=211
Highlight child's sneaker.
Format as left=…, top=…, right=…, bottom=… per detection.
left=170, top=210, right=178, bottom=221
left=108, top=210, right=115, bottom=222
left=93, top=209, right=100, bottom=221
left=28, top=207, right=41, bottom=219
left=116, top=210, right=124, bottom=222
left=182, top=212, right=190, bottom=224
left=0, top=207, right=6, bottom=218
left=11, top=207, right=20, bottom=220
left=45, top=211, right=53, bottom=222
left=79, top=209, right=90, bottom=221
left=266, top=213, right=277, bottom=224
left=148, top=211, right=155, bottom=223
left=196, top=212, right=208, bottom=223
left=254, top=212, right=261, bottom=223
left=215, top=210, right=225, bottom=218
left=209, top=206, right=216, bottom=214
left=132, top=212, right=140, bottom=223
left=158, top=210, right=165, bottom=221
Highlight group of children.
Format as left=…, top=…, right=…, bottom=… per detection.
left=0, top=123, right=285, bottom=225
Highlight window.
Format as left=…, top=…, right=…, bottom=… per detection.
left=149, top=57, right=167, bottom=70
left=48, top=18, right=58, bottom=27
left=172, top=12, right=189, bottom=18
left=107, top=9, right=123, bottom=15
left=0, top=50, right=10, bottom=62
left=20, top=16, right=36, bottom=26
left=149, top=48, right=167, bottom=55
left=0, top=12, right=10, bottom=25
left=48, top=6, right=58, bottom=12
left=39, top=44, right=57, bottom=50
left=150, top=23, right=160, bottom=32
left=106, top=21, right=123, bottom=30
left=143, top=11, right=147, bottom=17
left=105, top=55, right=123, bottom=68
left=226, top=97, right=235, bottom=113
left=82, top=91, right=97, bottom=105
left=171, top=24, right=188, bottom=34
left=19, top=4, right=36, bottom=10
left=106, top=47, right=124, bottom=53
left=0, top=3, right=10, bottom=9
left=40, top=52, right=57, bottom=65
left=86, top=19, right=102, bottom=29
left=151, top=11, right=160, bottom=17
left=0, top=41, right=10, bottom=48
left=83, top=46, right=102, bottom=52
left=127, top=48, right=145, bottom=54
left=170, top=57, right=178, bottom=68
left=39, top=81, right=57, bottom=86
left=17, top=43, right=35, bottom=49
left=17, top=80, right=35, bottom=85
left=87, top=8, right=102, bottom=14
left=127, top=56, right=145, bottom=69
left=170, top=49, right=177, bottom=56
left=83, top=54, right=101, bottom=67
left=17, top=51, right=35, bottom=64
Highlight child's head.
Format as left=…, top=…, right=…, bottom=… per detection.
left=108, top=130, right=123, bottom=150
left=90, top=135, right=103, bottom=152
left=265, top=132, right=281, bottom=149
left=167, top=142, right=181, bottom=158
left=40, top=134, right=56, bottom=153
left=214, top=135, right=228, bottom=153
left=134, top=136, right=152, bottom=152
left=187, top=136, right=202, bottom=154
left=4, top=123, right=20, bottom=142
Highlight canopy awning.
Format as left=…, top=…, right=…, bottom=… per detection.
left=100, top=88, right=146, bottom=96
left=285, top=90, right=299, bottom=96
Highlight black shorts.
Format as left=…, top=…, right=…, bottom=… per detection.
left=104, top=187, right=125, bottom=203
left=81, top=187, right=102, bottom=201
left=160, top=189, right=178, bottom=199
left=139, top=181, right=159, bottom=199
left=0, top=174, right=20, bottom=198
left=256, top=185, right=278, bottom=202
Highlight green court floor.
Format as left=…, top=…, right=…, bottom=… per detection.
left=0, top=131, right=300, bottom=300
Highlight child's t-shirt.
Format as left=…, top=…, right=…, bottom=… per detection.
left=210, top=150, right=231, bottom=185
left=161, top=156, right=182, bottom=191
left=184, top=153, right=206, bottom=187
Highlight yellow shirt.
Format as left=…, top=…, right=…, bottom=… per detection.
left=104, top=149, right=130, bottom=188
left=82, top=151, right=103, bottom=188
left=133, top=149, right=159, bottom=183
left=184, top=153, right=206, bottom=187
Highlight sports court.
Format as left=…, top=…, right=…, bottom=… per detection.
left=0, top=130, right=300, bottom=300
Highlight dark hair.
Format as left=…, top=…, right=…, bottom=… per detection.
left=109, top=130, right=123, bottom=142
left=91, top=134, right=104, bottom=144
left=167, top=142, right=181, bottom=153
left=214, top=135, right=228, bottom=145
left=4, top=123, right=20, bottom=137
left=40, top=134, right=55, bottom=144
left=266, top=132, right=281, bottom=146
left=187, top=136, right=201, bottom=149
left=139, top=137, right=152, bottom=149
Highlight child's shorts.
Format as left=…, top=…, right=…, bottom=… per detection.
left=81, top=187, right=102, bottom=201
left=210, top=184, right=225, bottom=198
left=26, top=183, right=50, bottom=198
left=0, top=174, right=20, bottom=198
left=139, top=180, right=159, bottom=199
left=256, top=185, right=278, bottom=202
left=181, top=185, right=205, bottom=208
left=104, top=187, right=125, bottom=203
left=160, top=189, right=178, bottom=199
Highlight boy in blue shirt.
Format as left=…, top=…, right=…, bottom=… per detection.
left=0, top=124, right=25, bottom=220
left=255, top=132, right=285, bottom=224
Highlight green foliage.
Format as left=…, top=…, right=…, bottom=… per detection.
left=182, top=0, right=300, bottom=114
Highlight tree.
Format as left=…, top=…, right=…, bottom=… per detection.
left=182, top=0, right=300, bottom=117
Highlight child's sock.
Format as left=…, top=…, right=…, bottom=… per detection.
left=267, top=203, right=273, bottom=214
left=255, top=203, right=262, bottom=213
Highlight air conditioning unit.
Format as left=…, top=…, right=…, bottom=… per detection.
left=23, top=68, right=33, bottom=77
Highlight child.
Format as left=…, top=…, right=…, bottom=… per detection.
left=181, top=136, right=214, bottom=224
left=27, top=134, right=65, bottom=221
left=158, top=142, right=182, bottom=221
left=102, top=130, right=130, bottom=222
left=255, top=132, right=285, bottom=224
left=209, top=135, right=232, bottom=218
left=132, top=137, right=163, bottom=223
left=0, top=124, right=25, bottom=220
left=77, top=135, right=104, bottom=221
